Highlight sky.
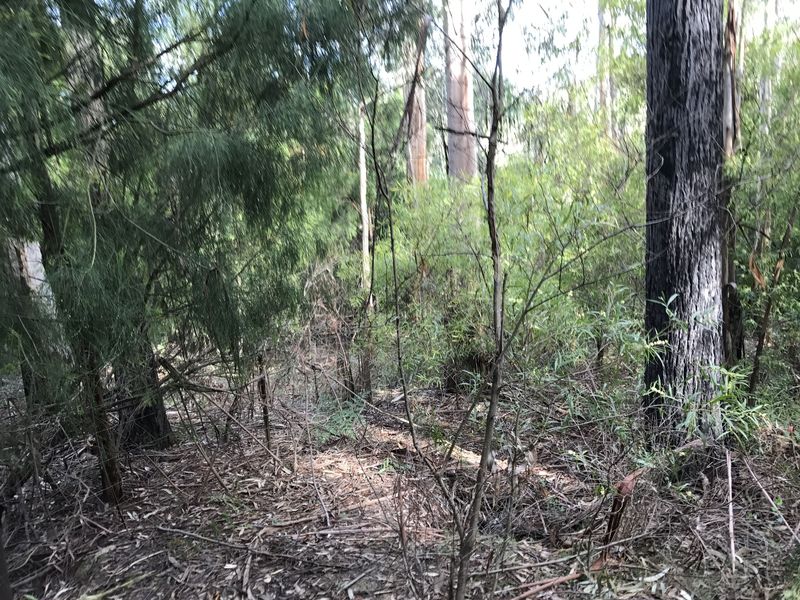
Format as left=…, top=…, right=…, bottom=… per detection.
left=501, top=0, right=800, bottom=92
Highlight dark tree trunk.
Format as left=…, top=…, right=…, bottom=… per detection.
left=119, top=342, right=173, bottom=450
left=720, top=180, right=743, bottom=366
left=86, top=350, right=123, bottom=504
left=644, top=0, right=725, bottom=443
left=257, top=354, right=271, bottom=449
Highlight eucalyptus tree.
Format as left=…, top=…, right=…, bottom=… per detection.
left=644, top=0, right=724, bottom=442
left=443, top=0, right=477, bottom=181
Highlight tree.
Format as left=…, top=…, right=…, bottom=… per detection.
left=406, top=18, right=430, bottom=183
left=721, top=0, right=744, bottom=366
left=444, top=0, right=477, bottom=181
left=643, top=0, right=724, bottom=441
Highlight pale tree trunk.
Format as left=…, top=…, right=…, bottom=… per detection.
left=752, top=0, right=779, bottom=267
left=358, top=104, right=373, bottom=395
left=406, top=19, right=428, bottom=183
left=597, top=0, right=607, bottom=112
left=608, top=10, right=618, bottom=139
left=722, top=0, right=744, bottom=366
left=358, top=104, right=370, bottom=291
left=444, top=0, right=477, bottom=181
left=598, top=1, right=617, bottom=139
left=644, top=0, right=724, bottom=444
left=6, top=241, right=60, bottom=410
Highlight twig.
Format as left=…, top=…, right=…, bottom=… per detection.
left=339, top=567, right=374, bottom=592
left=157, top=525, right=275, bottom=557
left=743, top=457, right=800, bottom=545
left=726, top=449, right=736, bottom=572
left=508, top=571, right=582, bottom=600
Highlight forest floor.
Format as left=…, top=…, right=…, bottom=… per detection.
left=5, top=356, right=800, bottom=599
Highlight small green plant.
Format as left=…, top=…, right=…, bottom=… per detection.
left=314, top=393, right=365, bottom=445
left=712, top=368, right=768, bottom=449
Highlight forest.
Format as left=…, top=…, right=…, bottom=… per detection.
left=1, top=0, right=799, bottom=597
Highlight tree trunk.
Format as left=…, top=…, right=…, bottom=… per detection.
left=721, top=1, right=743, bottom=366
left=87, top=349, right=123, bottom=504
left=752, top=0, right=778, bottom=276
left=597, top=0, right=607, bottom=116
left=257, top=354, right=271, bottom=449
left=406, top=19, right=428, bottom=183
left=358, top=104, right=370, bottom=291
left=644, top=0, right=724, bottom=443
left=444, top=0, right=477, bottom=182
left=453, top=4, right=508, bottom=598
left=118, top=341, right=173, bottom=450
left=64, top=6, right=126, bottom=498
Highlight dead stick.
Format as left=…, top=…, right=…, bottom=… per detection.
left=726, top=449, right=736, bottom=572
left=743, top=457, right=800, bottom=545
left=509, top=572, right=582, bottom=600
left=200, top=392, right=290, bottom=473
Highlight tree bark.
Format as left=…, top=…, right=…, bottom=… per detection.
left=118, top=341, right=173, bottom=449
left=721, top=1, right=743, bottom=366
left=644, top=0, right=724, bottom=443
left=444, top=0, right=477, bottom=182
left=596, top=0, right=614, bottom=138
left=406, top=19, right=429, bottom=183
left=87, top=349, right=123, bottom=504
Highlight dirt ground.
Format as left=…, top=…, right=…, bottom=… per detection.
left=4, top=372, right=800, bottom=599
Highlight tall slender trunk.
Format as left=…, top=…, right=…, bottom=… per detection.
left=406, top=19, right=428, bottom=183
left=64, top=5, right=125, bottom=499
left=444, top=0, right=477, bottom=182
left=86, top=348, right=123, bottom=504
left=597, top=0, right=607, bottom=114
left=644, top=0, right=724, bottom=443
left=359, top=105, right=370, bottom=290
left=358, top=104, right=373, bottom=396
left=257, top=354, right=271, bottom=449
left=752, top=0, right=778, bottom=271
left=454, top=4, right=508, bottom=598
left=722, top=0, right=743, bottom=366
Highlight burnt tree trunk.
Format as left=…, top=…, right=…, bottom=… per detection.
left=644, top=0, right=725, bottom=443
